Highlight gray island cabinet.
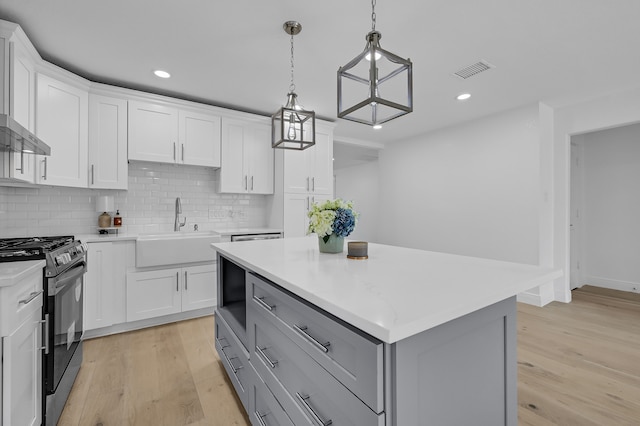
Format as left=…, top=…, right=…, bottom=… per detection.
left=211, top=237, right=561, bottom=426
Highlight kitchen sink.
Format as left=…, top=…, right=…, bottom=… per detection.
left=136, top=231, right=221, bottom=267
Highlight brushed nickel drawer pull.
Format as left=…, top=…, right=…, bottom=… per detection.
left=255, top=346, right=278, bottom=369
left=293, top=325, right=330, bottom=353
left=254, top=411, right=268, bottom=426
left=19, top=291, right=42, bottom=305
left=253, top=295, right=274, bottom=312
left=220, top=347, right=242, bottom=374
left=296, top=392, right=332, bottom=426
left=215, top=336, right=230, bottom=349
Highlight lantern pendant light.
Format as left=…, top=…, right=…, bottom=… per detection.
left=337, top=0, right=413, bottom=127
left=272, top=21, right=316, bottom=150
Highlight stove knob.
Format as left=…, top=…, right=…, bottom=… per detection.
left=65, top=253, right=72, bottom=263
left=56, top=254, right=67, bottom=266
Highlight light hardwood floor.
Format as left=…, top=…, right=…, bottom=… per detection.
left=59, top=286, right=640, bottom=425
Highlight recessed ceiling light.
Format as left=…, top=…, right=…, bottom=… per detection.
left=154, top=70, right=171, bottom=79
left=456, top=93, right=471, bottom=101
left=373, top=124, right=382, bottom=130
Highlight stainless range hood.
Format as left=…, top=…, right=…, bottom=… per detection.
left=0, top=114, right=51, bottom=155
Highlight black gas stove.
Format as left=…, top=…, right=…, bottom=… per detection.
left=0, top=236, right=87, bottom=277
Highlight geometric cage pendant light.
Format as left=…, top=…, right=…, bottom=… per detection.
left=272, top=21, right=316, bottom=150
left=337, top=0, right=413, bottom=127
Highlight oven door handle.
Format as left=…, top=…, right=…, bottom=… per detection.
left=40, top=313, right=50, bottom=355
left=51, top=261, right=87, bottom=296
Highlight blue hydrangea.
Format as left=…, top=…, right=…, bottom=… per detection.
left=332, top=207, right=356, bottom=237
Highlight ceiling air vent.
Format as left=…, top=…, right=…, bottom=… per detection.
left=453, top=61, right=493, bottom=80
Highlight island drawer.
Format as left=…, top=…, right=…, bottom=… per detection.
left=248, top=363, right=295, bottom=426
left=250, top=315, right=385, bottom=426
left=248, top=272, right=384, bottom=413
left=215, top=312, right=249, bottom=410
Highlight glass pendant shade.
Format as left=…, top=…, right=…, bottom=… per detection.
left=272, top=92, right=316, bottom=150
left=338, top=30, right=413, bottom=126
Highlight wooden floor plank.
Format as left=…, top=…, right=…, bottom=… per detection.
left=60, top=287, right=640, bottom=425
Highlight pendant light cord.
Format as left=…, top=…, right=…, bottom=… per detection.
left=371, top=0, right=377, bottom=31
left=289, top=32, right=296, bottom=93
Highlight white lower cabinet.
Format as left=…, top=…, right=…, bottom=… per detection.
left=2, top=308, right=41, bottom=426
left=84, top=241, right=134, bottom=332
left=126, top=263, right=216, bottom=322
left=0, top=265, right=43, bottom=426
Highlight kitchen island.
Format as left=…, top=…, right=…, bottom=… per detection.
left=212, top=237, right=562, bottom=425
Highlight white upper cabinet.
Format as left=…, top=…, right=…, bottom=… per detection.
left=179, top=109, right=221, bottom=167
left=218, top=117, right=273, bottom=194
left=88, top=94, right=128, bottom=189
left=35, top=73, right=89, bottom=187
left=128, top=100, right=221, bottom=167
left=0, top=23, right=38, bottom=183
left=128, top=100, right=178, bottom=163
left=282, top=125, right=333, bottom=195
left=10, top=38, right=35, bottom=132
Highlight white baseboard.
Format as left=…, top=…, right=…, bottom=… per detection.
left=518, top=281, right=556, bottom=307
left=83, top=307, right=215, bottom=340
left=582, top=275, right=640, bottom=294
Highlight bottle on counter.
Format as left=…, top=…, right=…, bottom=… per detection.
left=114, top=210, right=122, bottom=227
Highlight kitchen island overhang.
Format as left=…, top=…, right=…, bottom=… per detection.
left=211, top=237, right=562, bottom=425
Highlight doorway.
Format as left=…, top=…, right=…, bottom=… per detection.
left=569, top=123, right=640, bottom=294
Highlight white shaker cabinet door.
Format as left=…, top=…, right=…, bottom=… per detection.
left=309, top=128, right=333, bottom=196
left=179, top=110, right=221, bottom=167
left=36, top=73, right=88, bottom=187
left=283, top=193, right=311, bottom=238
left=2, top=308, right=42, bottom=426
left=126, top=268, right=182, bottom=322
left=84, top=242, right=115, bottom=331
left=283, top=148, right=312, bottom=194
left=128, top=100, right=178, bottom=164
left=245, top=122, right=273, bottom=194
left=182, top=264, right=217, bottom=312
left=88, top=94, right=128, bottom=189
left=219, top=118, right=247, bottom=193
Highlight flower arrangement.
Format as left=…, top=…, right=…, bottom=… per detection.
left=307, top=199, right=357, bottom=243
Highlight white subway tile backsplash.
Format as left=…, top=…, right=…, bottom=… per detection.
left=0, top=162, right=269, bottom=237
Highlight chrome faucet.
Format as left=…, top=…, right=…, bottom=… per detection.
left=174, top=197, right=186, bottom=231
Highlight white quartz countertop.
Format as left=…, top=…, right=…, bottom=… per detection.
left=213, top=228, right=283, bottom=236
left=76, top=233, right=138, bottom=243
left=212, top=237, right=563, bottom=343
left=77, top=227, right=283, bottom=243
left=0, top=260, right=45, bottom=287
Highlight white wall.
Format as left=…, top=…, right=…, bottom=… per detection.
left=334, top=160, right=380, bottom=243
left=0, top=161, right=268, bottom=237
left=579, top=124, right=640, bottom=292
left=378, top=104, right=540, bottom=265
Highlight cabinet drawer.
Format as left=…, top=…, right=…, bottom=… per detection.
left=248, top=272, right=384, bottom=413
left=215, top=312, right=249, bottom=410
left=248, top=363, right=294, bottom=426
left=250, top=316, right=384, bottom=426
left=0, top=267, right=43, bottom=337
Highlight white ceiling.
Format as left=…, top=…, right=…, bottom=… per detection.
left=1, top=0, right=640, bottom=147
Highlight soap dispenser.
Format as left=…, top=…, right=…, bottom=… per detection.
left=114, top=210, right=122, bottom=227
